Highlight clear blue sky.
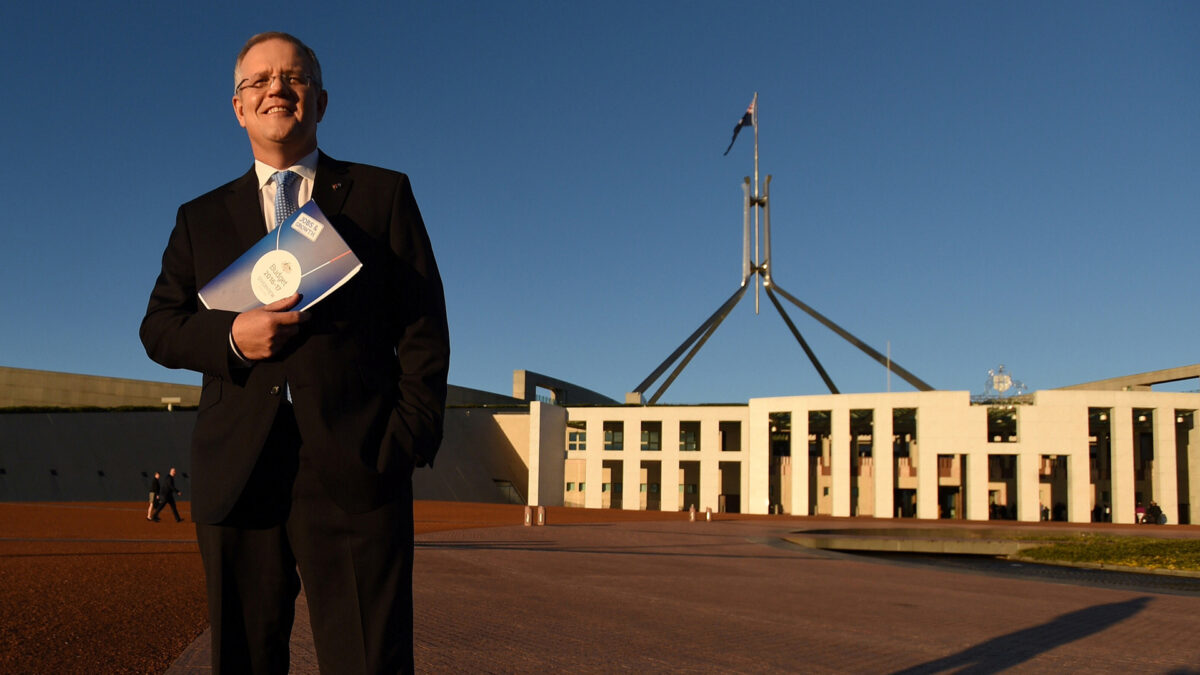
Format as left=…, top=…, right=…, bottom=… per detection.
left=1, top=1, right=1196, bottom=404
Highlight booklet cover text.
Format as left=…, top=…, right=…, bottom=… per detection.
left=198, top=201, right=362, bottom=313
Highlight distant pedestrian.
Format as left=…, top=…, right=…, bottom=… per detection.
left=1146, top=501, right=1165, bottom=525
left=152, top=468, right=183, bottom=523
left=147, top=472, right=161, bottom=521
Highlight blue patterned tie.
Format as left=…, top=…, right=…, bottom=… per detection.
left=272, top=170, right=299, bottom=230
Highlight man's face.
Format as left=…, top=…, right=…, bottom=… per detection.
left=232, top=38, right=327, bottom=164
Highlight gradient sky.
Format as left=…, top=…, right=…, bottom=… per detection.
left=1, top=1, right=1196, bottom=404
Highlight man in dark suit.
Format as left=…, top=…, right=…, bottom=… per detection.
left=151, top=467, right=183, bottom=522
left=141, top=31, right=449, bottom=674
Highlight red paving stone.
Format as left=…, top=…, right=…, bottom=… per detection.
left=6, top=502, right=1200, bottom=673
left=177, top=514, right=1200, bottom=673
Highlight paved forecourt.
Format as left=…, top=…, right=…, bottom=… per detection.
left=168, top=513, right=1200, bottom=673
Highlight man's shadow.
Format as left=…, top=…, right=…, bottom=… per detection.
left=892, top=597, right=1195, bottom=674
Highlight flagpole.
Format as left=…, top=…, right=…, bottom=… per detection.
left=753, top=92, right=760, bottom=314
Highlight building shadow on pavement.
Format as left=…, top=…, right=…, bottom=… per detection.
left=890, top=597, right=1178, bottom=675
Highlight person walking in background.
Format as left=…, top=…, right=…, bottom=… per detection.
left=152, top=467, right=183, bottom=523
left=146, top=471, right=161, bottom=521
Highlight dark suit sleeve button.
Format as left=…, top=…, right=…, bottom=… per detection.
left=269, top=385, right=281, bottom=395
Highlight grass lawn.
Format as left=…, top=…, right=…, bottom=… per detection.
left=1017, top=534, right=1200, bottom=572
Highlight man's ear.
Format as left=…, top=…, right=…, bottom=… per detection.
left=316, top=89, right=328, bottom=123
left=232, top=95, right=248, bottom=129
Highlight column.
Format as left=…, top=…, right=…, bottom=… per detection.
left=1154, top=409, right=1179, bottom=521
left=662, top=419, right=681, bottom=512
left=622, top=446, right=642, bottom=511
left=699, top=420, right=720, bottom=512
left=1017, top=451, right=1041, bottom=522
left=1068, top=450, right=1091, bottom=523
left=748, top=407, right=771, bottom=515
left=874, top=407, right=894, bottom=519
left=1189, top=417, right=1200, bottom=525
left=830, top=407, right=851, bottom=517
left=790, top=408, right=809, bottom=515
left=966, top=452, right=989, bottom=521
left=584, top=418, right=605, bottom=509
left=1110, top=406, right=1135, bottom=524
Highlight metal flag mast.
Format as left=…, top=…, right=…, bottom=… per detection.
left=627, top=94, right=933, bottom=405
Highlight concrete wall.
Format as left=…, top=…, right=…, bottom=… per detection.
left=528, top=401, right=567, bottom=507
left=0, top=406, right=538, bottom=506
left=0, top=366, right=202, bottom=409
left=0, top=410, right=194, bottom=501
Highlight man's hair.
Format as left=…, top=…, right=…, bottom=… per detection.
left=234, top=31, right=323, bottom=93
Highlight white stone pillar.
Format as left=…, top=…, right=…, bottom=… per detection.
left=584, top=418, right=605, bottom=510
left=748, top=406, right=771, bottom=515
left=874, top=407, right=894, bottom=519
left=831, top=407, right=851, bottom=517
left=699, top=420, right=721, bottom=512
left=1189, top=416, right=1200, bottom=525
left=662, top=420, right=681, bottom=512
left=1110, top=406, right=1135, bottom=524
left=1017, top=452, right=1041, bottom=522
left=915, top=429, right=938, bottom=520
left=622, top=446, right=642, bottom=510
left=1154, top=409, right=1179, bottom=521
left=1067, top=450, right=1091, bottom=523
left=790, top=408, right=809, bottom=515
left=966, top=452, right=989, bottom=521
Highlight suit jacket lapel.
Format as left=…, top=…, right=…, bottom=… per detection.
left=223, top=167, right=268, bottom=253
left=313, top=151, right=352, bottom=218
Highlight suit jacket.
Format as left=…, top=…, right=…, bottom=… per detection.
left=141, top=153, right=450, bottom=524
left=160, top=474, right=179, bottom=501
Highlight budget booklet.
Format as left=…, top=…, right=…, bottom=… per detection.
left=198, top=201, right=362, bottom=313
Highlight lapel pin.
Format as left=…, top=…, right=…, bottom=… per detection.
left=332, top=182, right=342, bottom=191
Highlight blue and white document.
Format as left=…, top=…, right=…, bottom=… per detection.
left=198, top=201, right=362, bottom=312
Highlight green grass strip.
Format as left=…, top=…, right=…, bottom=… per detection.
left=1018, top=535, right=1200, bottom=571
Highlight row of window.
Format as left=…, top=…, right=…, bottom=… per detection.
left=567, top=422, right=720, bottom=452
left=564, top=482, right=696, bottom=494
left=570, top=409, right=1193, bottom=456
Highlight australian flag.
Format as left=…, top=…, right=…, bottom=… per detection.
left=723, top=94, right=757, bottom=156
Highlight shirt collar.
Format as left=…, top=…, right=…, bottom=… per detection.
left=253, top=149, right=319, bottom=189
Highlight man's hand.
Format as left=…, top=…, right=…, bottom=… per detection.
left=231, top=293, right=310, bottom=360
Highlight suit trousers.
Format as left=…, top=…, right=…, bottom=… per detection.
left=195, top=402, right=415, bottom=674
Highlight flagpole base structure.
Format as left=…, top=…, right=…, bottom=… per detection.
left=627, top=95, right=933, bottom=404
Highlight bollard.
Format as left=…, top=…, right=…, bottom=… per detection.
left=688, top=504, right=696, bottom=522
left=705, top=507, right=712, bottom=522
left=536, top=505, right=546, bottom=526
left=523, top=505, right=532, bottom=526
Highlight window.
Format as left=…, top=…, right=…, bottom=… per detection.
left=719, top=421, right=741, bottom=452
left=987, top=407, right=1018, bottom=443
left=603, top=422, right=624, bottom=451
left=567, top=422, right=586, bottom=451
left=566, top=482, right=575, bottom=491
left=641, top=421, right=662, bottom=451
left=680, top=421, right=700, bottom=451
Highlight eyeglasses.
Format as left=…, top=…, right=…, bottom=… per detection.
left=235, top=72, right=317, bottom=95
